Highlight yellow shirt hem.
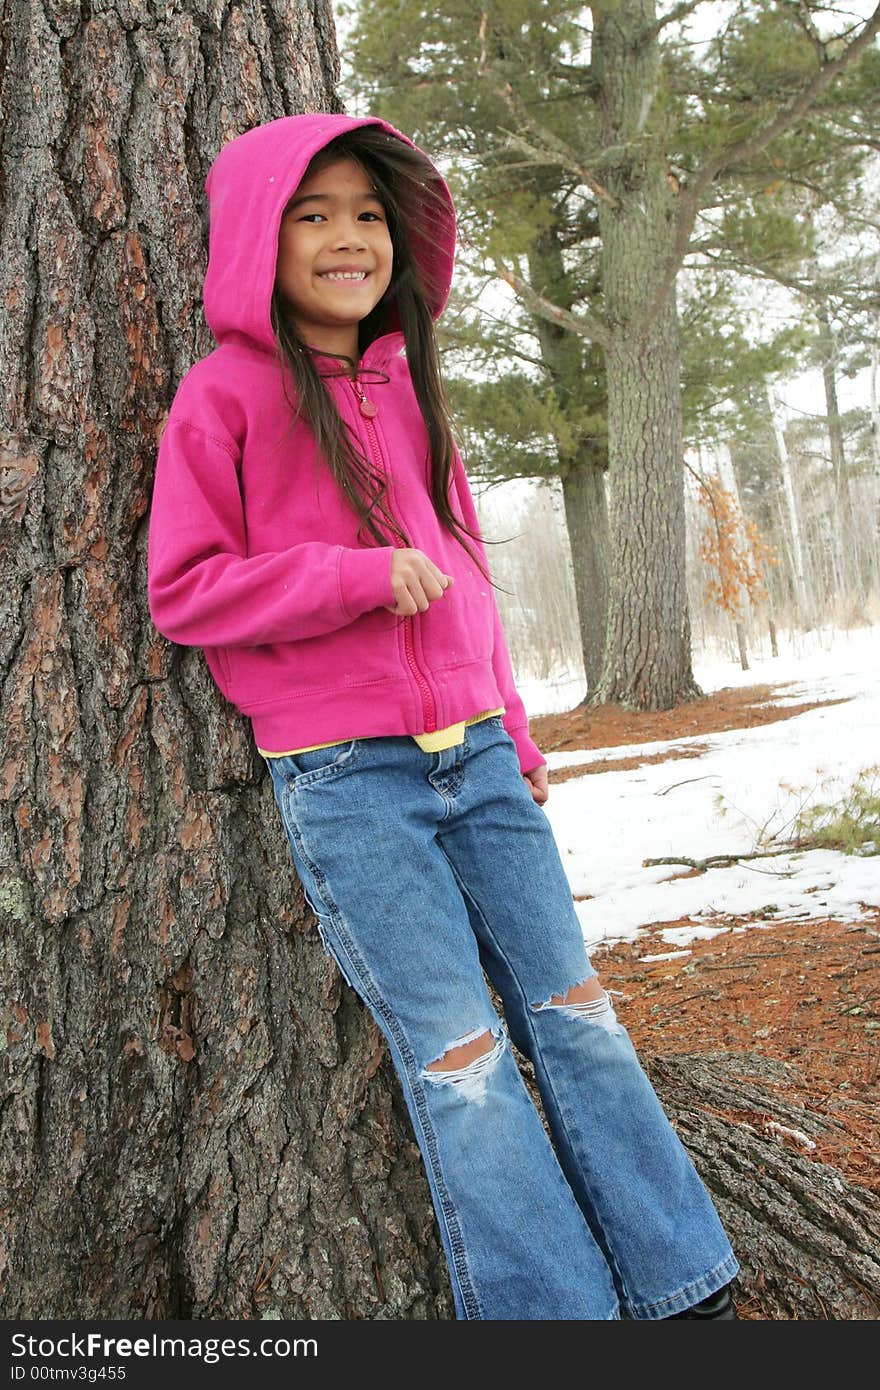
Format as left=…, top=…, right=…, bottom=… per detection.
left=258, top=707, right=506, bottom=758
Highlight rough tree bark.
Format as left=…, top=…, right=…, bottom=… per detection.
left=590, top=0, right=701, bottom=710
left=2, top=0, right=876, bottom=1323
left=0, top=0, right=452, bottom=1320
left=643, top=1053, right=880, bottom=1320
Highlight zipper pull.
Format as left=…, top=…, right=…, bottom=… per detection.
left=352, top=378, right=378, bottom=418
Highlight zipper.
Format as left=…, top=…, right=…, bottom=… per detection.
left=348, top=375, right=438, bottom=732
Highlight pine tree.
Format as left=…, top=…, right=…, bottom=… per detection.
left=343, top=0, right=880, bottom=707
left=0, top=0, right=449, bottom=1320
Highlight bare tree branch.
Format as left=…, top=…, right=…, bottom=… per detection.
left=495, top=81, right=619, bottom=209
left=692, top=5, right=880, bottom=210
left=493, top=259, right=610, bottom=347
left=785, top=0, right=829, bottom=61
left=639, top=0, right=715, bottom=45
left=441, top=319, right=549, bottom=372
left=691, top=248, right=880, bottom=312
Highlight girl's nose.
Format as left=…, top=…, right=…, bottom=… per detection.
left=331, top=221, right=367, bottom=251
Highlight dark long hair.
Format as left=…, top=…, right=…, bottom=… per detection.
left=269, top=126, right=497, bottom=588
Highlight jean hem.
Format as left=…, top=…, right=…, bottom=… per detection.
left=623, top=1250, right=740, bottom=1319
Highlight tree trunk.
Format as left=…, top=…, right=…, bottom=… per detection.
left=735, top=621, right=749, bottom=671
left=0, top=0, right=451, bottom=1320
left=817, top=297, right=859, bottom=600
left=641, top=1052, right=880, bottom=1320
left=768, top=386, right=814, bottom=627
left=4, top=0, right=873, bottom=1325
left=528, top=231, right=610, bottom=692
left=870, top=331, right=880, bottom=475
left=561, top=454, right=609, bottom=695
left=590, top=0, right=701, bottom=710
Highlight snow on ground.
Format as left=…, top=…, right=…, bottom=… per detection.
left=524, top=625, right=880, bottom=951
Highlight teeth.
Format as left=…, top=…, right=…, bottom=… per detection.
left=321, top=271, right=367, bottom=281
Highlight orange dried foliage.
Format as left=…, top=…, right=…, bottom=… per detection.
left=697, top=473, right=778, bottom=617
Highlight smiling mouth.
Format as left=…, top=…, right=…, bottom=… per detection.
left=318, top=271, right=370, bottom=282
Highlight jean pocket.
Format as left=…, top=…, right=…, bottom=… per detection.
left=272, top=739, right=363, bottom=788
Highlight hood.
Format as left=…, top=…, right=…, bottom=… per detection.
left=202, top=113, right=457, bottom=355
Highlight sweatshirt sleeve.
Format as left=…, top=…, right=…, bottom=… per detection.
left=148, top=419, right=397, bottom=648
left=451, top=451, right=546, bottom=776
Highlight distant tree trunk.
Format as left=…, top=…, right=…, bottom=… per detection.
left=590, top=1, right=701, bottom=710
left=734, top=622, right=748, bottom=670
left=0, top=0, right=451, bottom=1320
left=870, top=332, right=880, bottom=597
left=768, top=387, right=814, bottom=628
left=561, top=454, right=609, bottom=693
left=528, top=229, right=610, bottom=692
left=870, top=333, right=880, bottom=475
left=816, top=297, right=857, bottom=599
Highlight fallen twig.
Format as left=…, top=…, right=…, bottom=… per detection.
left=644, top=846, right=805, bottom=872
left=656, top=774, right=720, bottom=796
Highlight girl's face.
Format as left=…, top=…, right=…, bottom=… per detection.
left=275, top=155, right=394, bottom=361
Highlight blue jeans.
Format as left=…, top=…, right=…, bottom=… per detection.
left=263, top=714, right=738, bottom=1319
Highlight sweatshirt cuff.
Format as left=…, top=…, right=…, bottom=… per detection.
left=506, top=723, right=546, bottom=777
left=338, top=545, right=397, bottom=619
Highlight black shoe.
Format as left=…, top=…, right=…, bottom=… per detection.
left=666, top=1282, right=738, bottom=1319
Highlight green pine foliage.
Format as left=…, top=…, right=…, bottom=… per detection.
left=340, top=1, right=879, bottom=488
left=792, top=766, right=880, bottom=856
left=341, top=3, right=879, bottom=692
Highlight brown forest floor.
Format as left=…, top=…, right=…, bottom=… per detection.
left=530, top=684, right=880, bottom=1210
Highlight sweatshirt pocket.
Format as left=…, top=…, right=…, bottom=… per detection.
left=419, top=566, right=494, bottom=669
left=220, top=603, right=401, bottom=710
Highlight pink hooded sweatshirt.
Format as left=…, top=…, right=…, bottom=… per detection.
left=147, top=113, right=546, bottom=775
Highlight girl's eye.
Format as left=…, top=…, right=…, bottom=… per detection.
left=295, top=211, right=385, bottom=224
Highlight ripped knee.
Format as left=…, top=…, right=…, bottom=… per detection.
left=420, top=1022, right=506, bottom=1104
left=531, top=974, right=623, bottom=1034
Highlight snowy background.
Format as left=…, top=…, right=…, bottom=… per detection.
left=522, top=625, right=879, bottom=953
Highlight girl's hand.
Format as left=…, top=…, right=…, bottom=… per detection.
left=524, top=765, right=549, bottom=805
left=385, top=548, right=454, bottom=616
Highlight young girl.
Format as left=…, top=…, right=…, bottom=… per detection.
left=147, top=112, right=739, bottom=1321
